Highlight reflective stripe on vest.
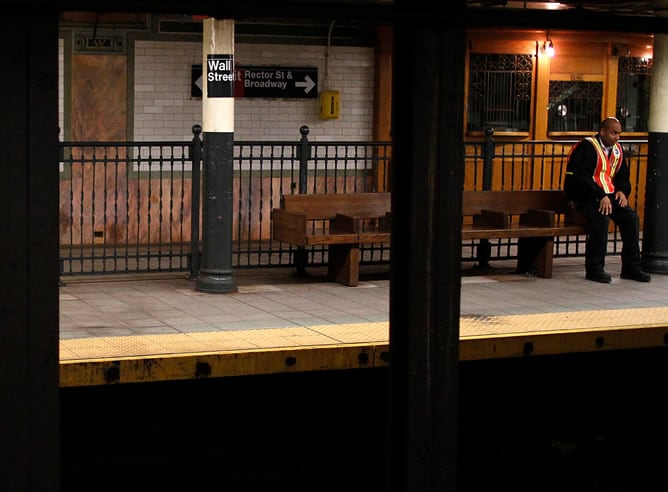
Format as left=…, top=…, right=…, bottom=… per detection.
left=586, top=137, right=622, bottom=194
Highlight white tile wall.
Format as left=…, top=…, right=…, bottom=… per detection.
left=133, top=40, right=375, bottom=142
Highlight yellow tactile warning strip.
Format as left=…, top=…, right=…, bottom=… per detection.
left=460, top=307, right=668, bottom=335
left=59, top=307, right=668, bottom=387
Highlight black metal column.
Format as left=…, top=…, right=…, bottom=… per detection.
left=196, top=18, right=237, bottom=293
left=642, top=31, right=668, bottom=274
left=0, top=9, right=61, bottom=491
left=389, top=13, right=465, bottom=492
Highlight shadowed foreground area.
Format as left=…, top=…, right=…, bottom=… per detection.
left=62, top=346, right=667, bottom=491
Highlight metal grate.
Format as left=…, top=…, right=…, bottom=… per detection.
left=617, top=56, right=652, bottom=133
left=59, top=141, right=194, bottom=275
left=467, top=53, right=533, bottom=133
left=548, top=81, right=602, bottom=132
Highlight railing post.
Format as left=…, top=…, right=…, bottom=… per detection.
left=58, top=127, right=65, bottom=287
left=477, top=127, right=495, bottom=269
left=188, top=124, right=202, bottom=280
left=297, top=125, right=310, bottom=194
left=482, top=126, right=495, bottom=190
left=294, top=125, right=310, bottom=274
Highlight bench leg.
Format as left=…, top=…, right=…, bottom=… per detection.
left=517, top=237, right=553, bottom=278
left=328, top=244, right=360, bottom=286
left=293, top=246, right=308, bottom=277
left=475, top=239, right=492, bottom=269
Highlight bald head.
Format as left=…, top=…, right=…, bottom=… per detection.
left=599, top=117, right=622, bottom=147
left=600, top=117, right=621, bottom=132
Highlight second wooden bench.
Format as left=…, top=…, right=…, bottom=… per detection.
left=462, top=190, right=588, bottom=278
left=271, top=192, right=391, bottom=286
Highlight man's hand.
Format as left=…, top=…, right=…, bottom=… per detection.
left=615, top=191, right=628, bottom=208
left=598, top=195, right=612, bottom=215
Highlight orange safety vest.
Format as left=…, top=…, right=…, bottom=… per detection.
left=586, top=137, right=622, bottom=194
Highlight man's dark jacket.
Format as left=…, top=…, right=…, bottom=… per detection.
left=563, top=135, right=632, bottom=203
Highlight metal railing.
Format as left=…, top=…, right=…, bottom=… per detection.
left=58, top=126, right=648, bottom=276
left=59, top=126, right=392, bottom=276
left=462, top=133, right=649, bottom=262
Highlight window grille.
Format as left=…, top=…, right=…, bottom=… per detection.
left=547, top=81, right=602, bottom=133
left=616, top=56, right=652, bottom=133
left=467, top=53, right=533, bottom=133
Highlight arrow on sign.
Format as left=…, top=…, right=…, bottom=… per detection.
left=295, top=75, right=315, bottom=94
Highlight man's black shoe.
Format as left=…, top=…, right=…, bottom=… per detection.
left=585, top=270, right=612, bottom=283
left=620, top=270, right=651, bottom=282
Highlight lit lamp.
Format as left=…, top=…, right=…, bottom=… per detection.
left=544, top=39, right=555, bottom=58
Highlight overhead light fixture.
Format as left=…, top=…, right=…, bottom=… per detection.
left=543, top=39, right=555, bottom=58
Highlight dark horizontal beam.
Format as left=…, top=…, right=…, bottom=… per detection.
left=464, top=6, right=668, bottom=33
left=3, top=1, right=668, bottom=33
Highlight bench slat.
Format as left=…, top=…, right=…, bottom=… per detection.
left=463, top=224, right=586, bottom=240
left=304, top=232, right=360, bottom=246
left=463, top=190, right=573, bottom=215
left=358, top=231, right=391, bottom=243
left=281, top=192, right=391, bottom=220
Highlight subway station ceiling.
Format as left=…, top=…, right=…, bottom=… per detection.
left=466, top=1, right=668, bottom=16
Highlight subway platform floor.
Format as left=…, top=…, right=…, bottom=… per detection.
left=58, top=256, right=668, bottom=386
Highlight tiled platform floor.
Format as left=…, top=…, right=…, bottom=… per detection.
left=58, top=256, right=668, bottom=386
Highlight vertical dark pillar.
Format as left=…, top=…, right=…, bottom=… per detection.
left=196, top=18, right=238, bottom=293
left=642, top=31, right=668, bottom=274
left=0, top=9, right=61, bottom=491
left=389, top=14, right=465, bottom=492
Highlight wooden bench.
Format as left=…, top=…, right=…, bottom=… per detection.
left=462, top=190, right=588, bottom=278
left=272, top=190, right=587, bottom=285
left=271, top=192, right=391, bottom=286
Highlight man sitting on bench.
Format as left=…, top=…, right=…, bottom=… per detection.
left=564, top=116, right=651, bottom=283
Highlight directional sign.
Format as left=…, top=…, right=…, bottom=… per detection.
left=192, top=65, right=318, bottom=99
left=235, top=66, right=318, bottom=98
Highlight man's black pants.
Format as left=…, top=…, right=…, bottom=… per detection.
left=577, top=195, right=642, bottom=274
